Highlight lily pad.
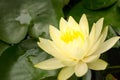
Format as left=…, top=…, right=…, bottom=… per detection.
left=0, top=40, right=9, bottom=56
left=28, top=0, right=64, bottom=38
left=0, top=0, right=64, bottom=44
left=0, top=0, right=29, bottom=44
left=0, top=46, right=57, bottom=80
left=83, top=0, right=117, bottom=10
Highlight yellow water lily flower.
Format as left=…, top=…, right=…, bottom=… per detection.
left=34, top=14, right=120, bottom=80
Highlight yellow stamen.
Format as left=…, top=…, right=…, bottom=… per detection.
left=60, top=30, right=84, bottom=43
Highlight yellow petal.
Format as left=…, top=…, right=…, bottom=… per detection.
left=38, top=38, right=69, bottom=60
left=49, top=25, right=65, bottom=49
left=60, top=38, right=88, bottom=60
left=76, top=38, right=89, bottom=59
left=61, top=59, right=78, bottom=66
left=99, top=26, right=108, bottom=43
left=49, top=25, right=73, bottom=59
left=34, top=58, right=64, bottom=70
left=88, top=59, right=108, bottom=70
left=79, top=14, right=89, bottom=36
left=86, top=27, right=108, bottom=56
left=89, top=23, right=96, bottom=46
left=68, top=16, right=79, bottom=28
left=60, top=17, right=68, bottom=32
left=50, top=25, right=82, bottom=60
left=83, top=54, right=100, bottom=63
left=49, top=25, right=60, bottom=42
left=66, top=40, right=84, bottom=59
left=95, top=18, right=104, bottom=40
left=58, top=67, right=74, bottom=80
left=86, top=36, right=102, bottom=56
left=95, top=36, right=120, bottom=55
left=75, top=62, right=88, bottom=77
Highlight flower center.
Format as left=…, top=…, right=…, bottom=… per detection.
left=60, top=29, right=84, bottom=43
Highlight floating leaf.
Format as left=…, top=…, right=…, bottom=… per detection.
left=19, top=38, right=38, bottom=51
left=15, top=10, right=32, bottom=25
left=0, top=0, right=64, bottom=44
left=28, top=0, right=64, bottom=38
left=0, top=0, right=29, bottom=44
left=83, top=0, right=117, bottom=10
left=0, top=40, right=9, bottom=56
left=0, top=46, right=58, bottom=80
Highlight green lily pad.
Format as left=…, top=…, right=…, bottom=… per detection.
left=0, top=0, right=64, bottom=44
left=15, top=10, right=32, bottom=25
left=0, top=40, right=9, bottom=56
left=28, top=0, right=64, bottom=38
left=0, top=46, right=58, bottom=80
left=0, top=0, right=29, bottom=44
left=19, top=38, right=38, bottom=51
left=83, top=0, right=117, bottom=10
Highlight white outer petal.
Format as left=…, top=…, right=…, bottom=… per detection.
left=75, top=62, right=88, bottom=77
left=60, top=17, right=68, bottom=32
left=49, top=25, right=60, bottom=42
left=49, top=25, right=64, bottom=50
left=95, top=18, right=104, bottom=40
left=34, top=58, right=64, bottom=70
left=82, top=54, right=100, bottom=63
left=88, top=59, right=108, bottom=70
left=99, top=26, right=108, bottom=43
left=76, top=38, right=89, bottom=59
left=89, top=23, right=96, bottom=47
left=68, top=16, right=79, bottom=29
left=86, top=26, right=108, bottom=56
left=38, top=38, right=70, bottom=60
left=86, top=35, right=102, bottom=56
left=58, top=67, right=74, bottom=80
left=79, top=14, right=89, bottom=37
left=94, top=36, right=120, bottom=55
